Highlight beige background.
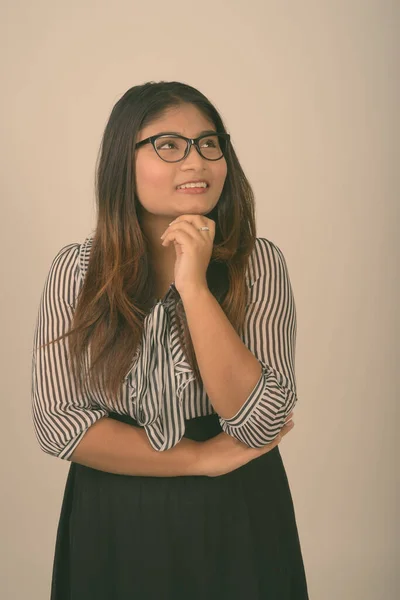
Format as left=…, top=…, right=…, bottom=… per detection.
left=1, top=1, right=398, bottom=598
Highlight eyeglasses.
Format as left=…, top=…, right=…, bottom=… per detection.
left=135, top=132, right=231, bottom=163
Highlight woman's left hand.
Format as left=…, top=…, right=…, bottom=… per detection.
left=160, top=214, right=215, bottom=297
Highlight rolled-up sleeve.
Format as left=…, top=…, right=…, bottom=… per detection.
left=218, top=238, right=298, bottom=448
left=31, top=243, right=109, bottom=460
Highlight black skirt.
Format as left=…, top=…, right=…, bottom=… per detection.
left=50, top=412, right=309, bottom=600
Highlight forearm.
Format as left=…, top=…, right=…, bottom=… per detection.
left=68, top=416, right=201, bottom=477
left=181, top=287, right=262, bottom=419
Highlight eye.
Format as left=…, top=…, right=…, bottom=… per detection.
left=200, top=137, right=217, bottom=148
left=158, top=141, right=178, bottom=150
left=155, top=136, right=183, bottom=152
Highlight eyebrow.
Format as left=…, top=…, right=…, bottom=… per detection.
left=153, top=129, right=217, bottom=137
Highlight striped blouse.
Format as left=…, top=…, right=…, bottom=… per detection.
left=31, top=235, right=298, bottom=460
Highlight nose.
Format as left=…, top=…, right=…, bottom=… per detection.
left=182, top=140, right=206, bottom=165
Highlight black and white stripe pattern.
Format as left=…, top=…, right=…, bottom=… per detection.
left=31, top=236, right=298, bottom=459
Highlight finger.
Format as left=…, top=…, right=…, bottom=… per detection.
left=285, top=411, right=294, bottom=422
left=271, top=423, right=293, bottom=448
left=169, top=216, right=215, bottom=231
left=164, top=220, right=213, bottom=243
left=272, top=432, right=284, bottom=447
left=161, top=229, right=192, bottom=246
left=164, top=220, right=200, bottom=237
left=281, top=421, right=295, bottom=436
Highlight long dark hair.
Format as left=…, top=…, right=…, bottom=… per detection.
left=43, top=81, right=258, bottom=399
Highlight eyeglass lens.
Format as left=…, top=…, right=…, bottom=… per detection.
left=154, top=135, right=226, bottom=162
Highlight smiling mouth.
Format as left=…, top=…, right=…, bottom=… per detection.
left=176, top=183, right=209, bottom=190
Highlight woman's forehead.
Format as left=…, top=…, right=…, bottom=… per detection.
left=141, top=105, right=215, bottom=138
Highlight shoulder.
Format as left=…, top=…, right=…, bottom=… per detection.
left=245, top=236, right=288, bottom=288
left=45, top=234, right=94, bottom=303
left=50, top=233, right=93, bottom=271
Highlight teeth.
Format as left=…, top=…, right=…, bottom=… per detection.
left=177, top=182, right=208, bottom=189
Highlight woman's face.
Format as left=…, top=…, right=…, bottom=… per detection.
left=134, top=103, right=228, bottom=231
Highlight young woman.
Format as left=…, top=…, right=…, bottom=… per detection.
left=31, top=81, right=309, bottom=599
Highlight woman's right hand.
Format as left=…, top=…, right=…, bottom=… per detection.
left=195, top=411, right=295, bottom=478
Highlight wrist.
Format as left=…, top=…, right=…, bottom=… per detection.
left=179, top=284, right=210, bottom=304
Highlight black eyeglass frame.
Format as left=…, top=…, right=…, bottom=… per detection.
left=134, top=132, right=231, bottom=163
